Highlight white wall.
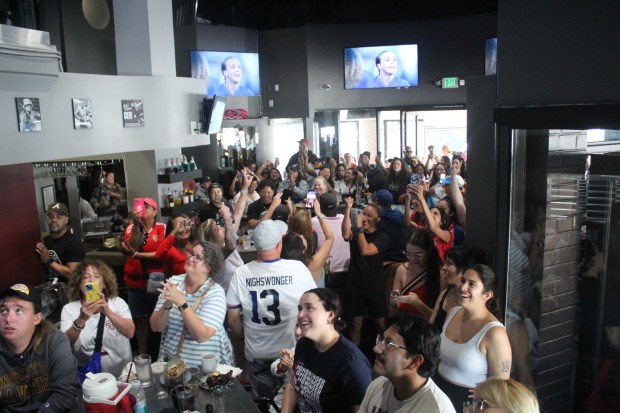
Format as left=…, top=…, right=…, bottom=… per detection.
left=0, top=72, right=208, bottom=166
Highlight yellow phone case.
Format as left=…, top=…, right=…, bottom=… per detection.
left=84, top=282, right=100, bottom=301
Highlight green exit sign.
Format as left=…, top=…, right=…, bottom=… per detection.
left=442, top=77, right=459, bottom=89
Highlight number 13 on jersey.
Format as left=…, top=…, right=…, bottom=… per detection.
left=249, top=289, right=281, bottom=325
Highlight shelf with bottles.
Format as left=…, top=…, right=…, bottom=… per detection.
left=157, top=168, right=202, bottom=184
left=157, top=155, right=200, bottom=183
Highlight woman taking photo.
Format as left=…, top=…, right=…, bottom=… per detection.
left=61, top=259, right=135, bottom=378
left=150, top=241, right=233, bottom=367
left=436, top=264, right=512, bottom=411
left=390, top=228, right=442, bottom=319
left=281, top=200, right=334, bottom=286
left=156, top=213, right=195, bottom=276
left=281, top=288, right=372, bottom=413
left=121, top=197, right=165, bottom=356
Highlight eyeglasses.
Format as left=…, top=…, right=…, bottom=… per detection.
left=403, top=250, right=425, bottom=259
left=187, top=250, right=205, bottom=263
left=375, top=334, right=407, bottom=353
left=463, top=398, right=493, bottom=412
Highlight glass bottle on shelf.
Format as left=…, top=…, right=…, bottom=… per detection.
left=182, top=155, right=190, bottom=172
left=173, top=190, right=182, bottom=207
left=164, top=158, right=173, bottom=175
left=189, top=156, right=198, bottom=171
left=170, top=158, right=178, bottom=174
left=167, top=188, right=174, bottom=208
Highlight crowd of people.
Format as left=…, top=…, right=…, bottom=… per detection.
left=0, top=142, right=543, bottom=413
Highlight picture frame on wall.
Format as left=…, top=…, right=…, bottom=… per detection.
left=41, top=185, right=55, bottom=213
left=16, top=97, right=42, bottom=132
left=122, top=99, right=144, bottom=127
left=72, top=98, right=93, bottom=129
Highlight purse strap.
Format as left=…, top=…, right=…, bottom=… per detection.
left=94, top=313, right=106, bottom=353
left=175, top=279, right=215, bottom=357
left=401, top=269, right=428, bottom=295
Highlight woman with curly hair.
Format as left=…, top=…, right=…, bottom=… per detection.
left=150, top=241, right=233, bottom=367
left=60, top=259, right=135, bottom=378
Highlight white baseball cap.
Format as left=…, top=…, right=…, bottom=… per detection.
left=252, top=220, right=288, bottom=250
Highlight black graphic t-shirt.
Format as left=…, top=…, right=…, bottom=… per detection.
left=42, top=232, right=85, bottom=281
left=293, top=335, right=372, bottom=412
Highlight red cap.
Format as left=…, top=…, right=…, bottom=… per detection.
left=143, top=198, right=158, bottom=209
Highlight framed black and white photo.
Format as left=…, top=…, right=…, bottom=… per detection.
left=41, top=185, right=55, bottom=213
left=16, top=97, right=42, bottom=132
left=72, top=98, right=93, bottom=129
left=122, top=99, right=145, bottom=127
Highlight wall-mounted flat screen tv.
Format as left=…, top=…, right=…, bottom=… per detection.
left=485, top=38, right=497, bottom=76
left=203, top=96, right=226, bottom=135
left=191, top=51, right=260, bottom=97
left=344, top=44, right=418, bottom=90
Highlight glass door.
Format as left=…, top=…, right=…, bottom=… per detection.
left=504, top=126, right=620, bottom=411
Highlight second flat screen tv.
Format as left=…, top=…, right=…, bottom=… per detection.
left=344, top=44, right=418, bottom=90
left=191, top=51, right=260, bottom=97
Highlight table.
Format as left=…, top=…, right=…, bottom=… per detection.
left=70, top=378, right=259, bottom=412
left=144, top=378, right=260, bottom=412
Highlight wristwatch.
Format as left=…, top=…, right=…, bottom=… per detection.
left=47, top=257, right=55, bottom=265
left=358, top=227, right=365, bottom=233
left=178, top=302, right=189, bottom=311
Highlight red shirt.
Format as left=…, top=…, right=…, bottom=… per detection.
left=155, top=234, right=189, bottom=277
left=123, top=223, right=166, bottom=289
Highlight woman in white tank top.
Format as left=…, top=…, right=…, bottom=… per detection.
left=434, top=264, right=512, bottom=411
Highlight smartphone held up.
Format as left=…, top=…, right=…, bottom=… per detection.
left=305, top=190, right=317, bottom=209
left=84, top=282, right=100, bottom=302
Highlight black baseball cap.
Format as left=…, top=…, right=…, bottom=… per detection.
left=0, top=284, right=42, bottom=313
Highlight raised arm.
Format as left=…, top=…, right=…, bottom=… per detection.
left=307, top=201, right=334, bottom=278
left=413, top=185, right=451, bottom=243
left=341, top=197, right=353, bottom=241
left=449, top=163, right=466, bottom=229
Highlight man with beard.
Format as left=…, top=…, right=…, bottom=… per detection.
left=359, top=315, right=455, bottom=413
left=36, top=202, right=85, bottom=282
left=198, top=182, right=234, bottom=223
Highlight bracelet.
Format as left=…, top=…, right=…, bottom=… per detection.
left=162, top=304, right=173, bottom=311
left=317, top=213, right=326, bottom=220
left=72, top=320, right=85, bottom=331
left=47, top=257, right=54, bottom=265
left=132, top=251, right=138, bottom=258
left=241, top=189, right=248, bottom=195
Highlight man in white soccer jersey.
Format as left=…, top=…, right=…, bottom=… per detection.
left=227, top=220, right=316, bottom=398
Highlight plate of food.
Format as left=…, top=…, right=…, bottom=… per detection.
left=198, top=370, right=236, bottom=391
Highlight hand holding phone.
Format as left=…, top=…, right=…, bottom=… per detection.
left=133, top=198, right=145, bottom=217
left=84, top=282, right=100, bottom=302
left=305, top=190, right=317, bottom=209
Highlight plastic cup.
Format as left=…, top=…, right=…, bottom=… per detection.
left=133, top=354, right=152, bottom=387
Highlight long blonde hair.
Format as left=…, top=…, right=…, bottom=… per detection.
left=475, top=378, right=539, bottom=413
left=288, top=208, right=314, bottom=260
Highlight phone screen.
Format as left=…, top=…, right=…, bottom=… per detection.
left=84, top=282, right=100, bottom=301
left=305, top=190, right=317, bottom=209
left=133, top=198, right=145, bottom=217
